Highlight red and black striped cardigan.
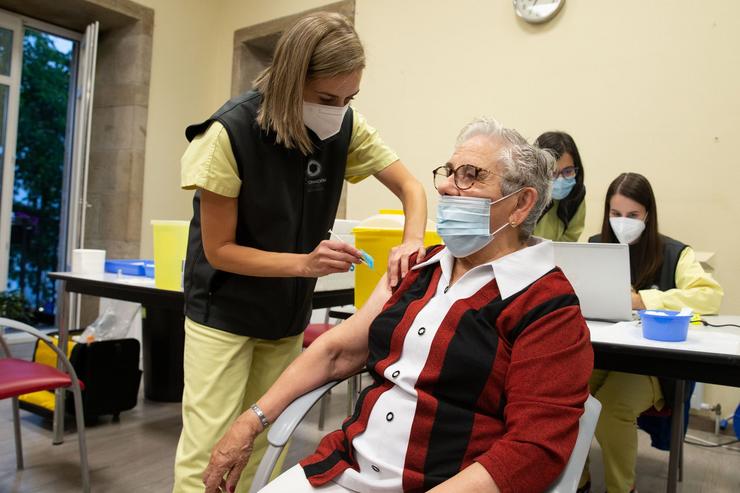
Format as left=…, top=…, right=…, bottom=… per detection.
left=301, top=246, right=594, bottom=492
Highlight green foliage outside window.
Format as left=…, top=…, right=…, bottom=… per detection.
left=0, top=290, right=33, bottom=322
left=9, top=29, right=72, bottom=317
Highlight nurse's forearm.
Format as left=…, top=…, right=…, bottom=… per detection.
left=399, top=179, right=427, bottom=244
left=374, top=160, right=427, bottom=243
left=204, top=243, right=306, bottom=277
left=199, top=188, right=307, bottom=277
left=200, top=188, right=363, bottom=277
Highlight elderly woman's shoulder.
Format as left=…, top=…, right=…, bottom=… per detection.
left=535, top=267, right=579, bottom=298
left=510, top=268, right=580, bottom=314
left=497, top=268, right=585, bottom=343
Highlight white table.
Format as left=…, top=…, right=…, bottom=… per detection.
left=587, top=316, right=740, bottom=493
left=48, top=271, right=354, bottom=443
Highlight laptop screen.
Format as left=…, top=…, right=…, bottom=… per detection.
left=552, top=242, right=632, bottom=322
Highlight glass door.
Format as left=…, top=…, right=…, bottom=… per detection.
left=0, top=10, right=94, bottom=328
left=0, top=10, right=22, bottom=293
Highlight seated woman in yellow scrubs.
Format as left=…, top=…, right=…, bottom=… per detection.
left=533, top=131, right=586, bottom=241
left=580, top=172, right=723, bottom=493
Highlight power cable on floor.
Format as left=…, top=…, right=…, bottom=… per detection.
left=684, top=433, right=740, bottom=452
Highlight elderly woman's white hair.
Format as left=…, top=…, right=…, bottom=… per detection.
left=456, top=117, right=556, bottom=241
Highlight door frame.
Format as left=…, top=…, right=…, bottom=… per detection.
left=0, top=9, right=22, bottom=290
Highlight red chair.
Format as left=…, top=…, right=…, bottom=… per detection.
left=302, top=322, right=334, bottom=348
left=0, top=317, right=90, bottom=493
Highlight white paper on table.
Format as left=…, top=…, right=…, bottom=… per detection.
left=587, top=320, right=740, bottom=357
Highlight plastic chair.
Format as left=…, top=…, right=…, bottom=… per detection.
left=0, top=317, right=91, bottom=493
left=547, top=395, right=602, bottom=492
left=248, top=381, right=601, bottom=493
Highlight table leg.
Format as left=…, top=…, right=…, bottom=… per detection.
left=141, top=306, right=185, bottom=402
left=52, top=287, right=74, bottom=444
left=679, top=429, right=684, bottom=482
left=666, top=379, right=685, bottom=493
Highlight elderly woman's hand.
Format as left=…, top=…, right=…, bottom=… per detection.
left=203, top=413, right=261, bottom=493
left=387, top=239, right=426, bottom=288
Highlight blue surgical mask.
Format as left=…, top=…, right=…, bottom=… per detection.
left=436, top=190, right=521, bottom=258
left=551, top=177, right=576, bottom=200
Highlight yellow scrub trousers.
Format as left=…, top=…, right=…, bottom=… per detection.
left=580, top=369, right=663, bottom=493
left=173, top=318, right=303, bottom=493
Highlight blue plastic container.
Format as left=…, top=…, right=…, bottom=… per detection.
left=105, top=259, right=155, bottom=278
left=638, top=309, right=691, bottom=342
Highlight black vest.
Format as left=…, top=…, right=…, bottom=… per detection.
left=588, top=234, right=687, bottom=289
left=652, top=236, right=688, bottom=290
left=183, top=91, right=352, bottom=339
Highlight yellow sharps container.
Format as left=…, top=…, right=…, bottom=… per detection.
left=353, top=210, right=441, bottom=308
left=151, top=220, right=190, bottom=291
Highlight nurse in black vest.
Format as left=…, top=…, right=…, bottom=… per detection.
left=578, top=172, right=723, bottom=493
left=173, top=12, right=428, bottom=493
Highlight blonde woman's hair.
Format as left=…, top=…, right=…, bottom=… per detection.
left=253, top=12, right=365, bottom=155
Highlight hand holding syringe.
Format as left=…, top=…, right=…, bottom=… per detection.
left=328, top=229, right=375, bottom=270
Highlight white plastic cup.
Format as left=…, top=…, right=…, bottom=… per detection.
left=71, top=249, right=106, bottom=275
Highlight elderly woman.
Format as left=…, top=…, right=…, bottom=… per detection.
left=203, top=118, right=594, bottom=493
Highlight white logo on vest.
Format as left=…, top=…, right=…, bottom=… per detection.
left=306, top=158, right=327, bottom=192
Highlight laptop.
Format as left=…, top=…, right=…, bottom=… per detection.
left=552, top=242, right=632, bottom=322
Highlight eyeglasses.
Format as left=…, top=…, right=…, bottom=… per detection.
left=432, top=164, right=492, bottom=191
left=554, top=166, right=578, bottom=180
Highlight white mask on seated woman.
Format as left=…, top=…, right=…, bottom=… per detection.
left=609, top=216, right=645, bottom=245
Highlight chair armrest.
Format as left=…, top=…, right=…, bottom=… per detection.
left=267, top=380, right=342, bottom=447
left=0, top=329, right=10, bottom=358
left=0, top=317, right=59, bottom=347
left=0, top=317, right=81, bottom=387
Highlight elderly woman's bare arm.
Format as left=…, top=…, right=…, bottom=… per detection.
left=427, top=463, right=501, bottom=493
left=202, top=274, right=393, bottom=493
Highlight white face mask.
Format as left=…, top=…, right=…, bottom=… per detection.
left=303, top=101, right=349, bottom=140
left=609, top=216, right=646, bottom=245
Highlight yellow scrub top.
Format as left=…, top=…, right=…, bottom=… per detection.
left=180, top=109, right=399, bottom=197
left=533, top=199, right=586, bottom=242
left=639, top=246, right=723, bottom=315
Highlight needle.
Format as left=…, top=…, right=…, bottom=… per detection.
left=328, top=229, right=375, bottom=270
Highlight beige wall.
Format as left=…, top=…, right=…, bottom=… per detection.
left=135, top=0, right=220, bottom=258
left=136, top=0, right=740, bottom=412
left=136, top=0, right=331, bottom=257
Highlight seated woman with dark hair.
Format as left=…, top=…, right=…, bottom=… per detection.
left=579, top=172, right=723, bottom=493
left=533, top=131, right=586, bottom=241
left=203, top=117, right=594, bottom=493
